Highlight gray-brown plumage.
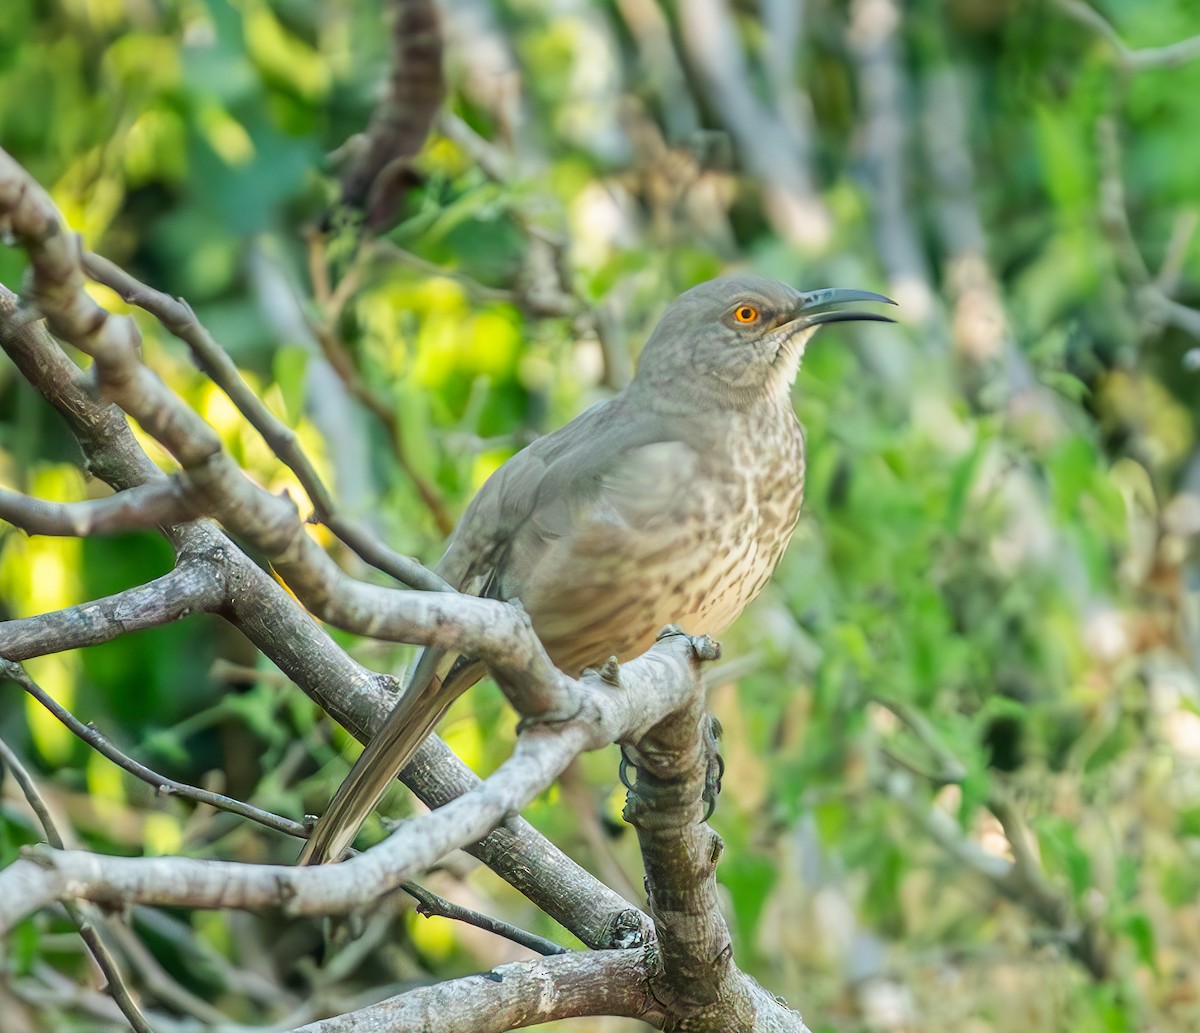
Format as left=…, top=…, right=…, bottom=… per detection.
left=299, top=274, right=894, bottom=864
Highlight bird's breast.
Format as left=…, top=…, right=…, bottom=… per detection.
left=533, top=405, right=806, bottom=674
left=677, top=407, right=806, bottom=634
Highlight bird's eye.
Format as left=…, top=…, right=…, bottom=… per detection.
left=733, top=305, right=760, bottom=324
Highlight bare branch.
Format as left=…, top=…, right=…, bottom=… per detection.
left=622, top=633, right=812, bottom=1032
left=0, top=635, right=705, bottom=936
left=399, top=883, right=566, bottom=957
left=0, top=737, right=154, bottom=1033
left=6, top=657, right=566, bottom=961
left=0, top=558, right=227, bottom=661
left=878, top=718, right=1114, bottom=980
left=847, top=0, right=942, bottom=333
left=0, top=154, right=576, bottom=707
left=0, top=279, right=648, bottom=949
left=678, top=0, right=831, bottom=248
left=0, top=479, right=196, bottom=537
left=79, top=250, right=451, bottom=592
left=97, top=921, right=230, bottom=1028
left=2, top=658, right=300, bottom=837
left=1054, top=0, right=1200, bottom=72
left=288, top=949, right=661, bottom=1032
left=1095, top=115, right=1200, bottom=341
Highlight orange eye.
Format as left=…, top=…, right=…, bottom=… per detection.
left=733, top=305, right=760, bottom=324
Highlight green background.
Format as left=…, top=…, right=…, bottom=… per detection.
left=2, top=0, right=1200, bottom=1030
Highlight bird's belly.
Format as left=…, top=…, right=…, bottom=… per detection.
left=533, top=470, right=804, bottom=675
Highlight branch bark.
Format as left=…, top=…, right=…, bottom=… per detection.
left=0, top=635, right=705, bottom=930
left=290, top=949, right=660, bottom=1032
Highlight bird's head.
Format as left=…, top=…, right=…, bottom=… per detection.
left=632, top=274, right=895, bottom=409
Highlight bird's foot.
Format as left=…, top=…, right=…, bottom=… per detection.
left=618, top=744, right=639, bottom=791
left=701, top=713, right=724, bottom=822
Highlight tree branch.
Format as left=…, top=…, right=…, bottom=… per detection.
left=0, top=479, right=196, bottom=537
left=289, top=949, right=660, bottom=1032
left=0, top=634, right=705, bottom=932
left=0, top=558, right=227, bottom=661
left=847, top=0, right=941, bottom=334
left=79, top=251, right=451, bottom=592
left=622, top=632, right=813, bottom=1032
left=1054, top=0, right=1200, bottom=72
left=4, top=656, right=567, bottom=961
left=0, top=737, right=154, bottom=1033
left=878, top=706, right=1114, bottom=980
left=677, top=0, right=831, bottom=249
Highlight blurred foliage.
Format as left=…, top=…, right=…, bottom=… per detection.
left=2, top=0, right=1200, bottom=1031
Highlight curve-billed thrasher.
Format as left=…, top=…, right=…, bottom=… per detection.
left=300, top=274, right=894, bottom=864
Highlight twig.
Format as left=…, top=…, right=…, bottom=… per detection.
left=101, top=922, right=230, bottom=1027
left=877, top=722, right=1114, bottom=980
left=872, top=696, right=968, bottom=783
left=80, top=251, right=453, bottom=586
left=2, top=658, right=305, bottom=838
left=0, top=480, right=196, bottom=536
left=400, top=883, right=566, bottom=957
left=3, top=659, right=569, bottom=960
left=1054, top=0, right=1200, bottom=72
left=1095, top=115, right=1200, bottom=341
left=0, top=736, right=154, bottom=1033
left=132, top=906, right=297, bottom=1011
left=0, top=559, right=227, bottom=662
left=371, top=241, right=516, bottom=304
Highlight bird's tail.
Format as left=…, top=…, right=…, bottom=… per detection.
left=298, top=648, right=478, bottom=864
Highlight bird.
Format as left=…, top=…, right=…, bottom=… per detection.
left=299, top=273, right=894, bottom=864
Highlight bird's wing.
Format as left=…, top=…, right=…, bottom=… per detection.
left=440, top=398, right=704, bottom=605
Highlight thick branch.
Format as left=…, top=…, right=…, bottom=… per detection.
left=0, top=557, right=226, bottom=661
left=0, top=635, right=703, bottom=932
left=290, top=949, right=660, bottom=1032
left=622, top=633, right=812, bottom=1032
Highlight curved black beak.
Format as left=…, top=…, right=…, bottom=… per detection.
left=795, top=287, right=897, bottom=327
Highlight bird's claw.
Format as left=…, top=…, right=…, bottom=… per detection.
left=618, top=745, right=639, bottom=791
left=701, top=713, right=724, bottom=822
